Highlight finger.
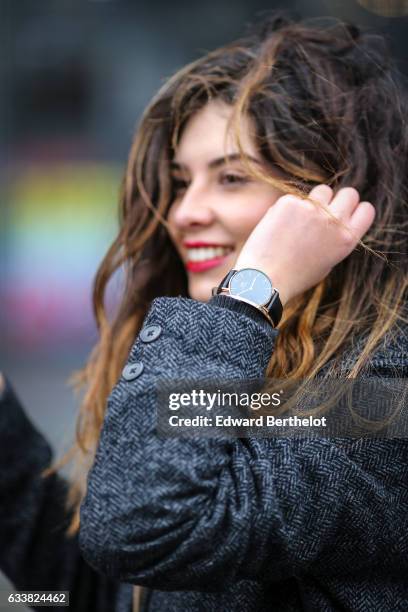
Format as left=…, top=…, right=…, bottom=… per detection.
left=307, top=184, right=333, bottom=208
left=349, top=201, right=376, bottom=239
left=329, top=187, right=360, bottom=219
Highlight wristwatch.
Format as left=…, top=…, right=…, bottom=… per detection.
left=212, top=268, right=283, bottom=328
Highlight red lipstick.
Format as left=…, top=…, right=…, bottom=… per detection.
left=183, top=241, right=234, bottom=273
left=186, top=257, right=231, bottom=272
left=183, top=241, right=232, bottom=248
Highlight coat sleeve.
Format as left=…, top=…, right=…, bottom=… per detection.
left=0, top=376, right=124, bottom=612
left=79, top=296, right=408, bottom=592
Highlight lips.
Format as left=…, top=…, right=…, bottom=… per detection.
left=183, top=241, right=233, bottom=248
left=185, top=253, right=233, bottom=273
left=182, top=241, right=234, bottom=273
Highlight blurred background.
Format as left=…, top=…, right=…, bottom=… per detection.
left=0, top=0, right=407, bottom=607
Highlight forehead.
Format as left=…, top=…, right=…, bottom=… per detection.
left=174, top=99, right=258, bottom=164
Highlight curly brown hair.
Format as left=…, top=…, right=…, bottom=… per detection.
left=45, top=12, right=408, bottom=534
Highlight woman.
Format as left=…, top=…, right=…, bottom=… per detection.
left=1, top=12, right=407, bottom=612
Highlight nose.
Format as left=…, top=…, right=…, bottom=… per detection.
left=169, top=182, right=216, bottom=230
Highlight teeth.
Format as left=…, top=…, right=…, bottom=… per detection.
left=187, top=246, right=233, bottom=262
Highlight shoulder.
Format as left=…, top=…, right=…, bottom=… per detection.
left=369, top=336, right=407, bottom=375
left=320, top=322, right=408, bottom=377
left=363, top=323, right=407, bottom=373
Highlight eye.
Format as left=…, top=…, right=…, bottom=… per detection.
left=220, top=173, right=249, bottom=186
left=172, top=177, right=189, bottom=193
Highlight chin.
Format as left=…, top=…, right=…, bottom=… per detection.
left=188, top=279, right=216, bottom=303
left=188, top=286, right=212, bottom=303
left=187, top=264, right=233, bottom=303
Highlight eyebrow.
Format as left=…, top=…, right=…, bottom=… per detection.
left=170, top=153, right=263, bottom=171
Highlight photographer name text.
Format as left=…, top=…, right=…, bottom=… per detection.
left=167, top=415, right=327, bottom=428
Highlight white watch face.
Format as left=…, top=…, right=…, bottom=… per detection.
left=229, top=268, right=273, bottom=305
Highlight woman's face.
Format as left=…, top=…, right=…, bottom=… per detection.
left=167, top=99, right=285, bottom=302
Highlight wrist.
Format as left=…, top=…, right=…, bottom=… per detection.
left=233, top=258, right=290, bottom=307
left=269, top=281, right=289, bottom=308
left=213, top=267, right=283, bottom=328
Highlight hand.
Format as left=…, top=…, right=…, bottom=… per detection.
left=234, top=185, right=375, bottom=307
left=235, top=275, right=256, bottom=297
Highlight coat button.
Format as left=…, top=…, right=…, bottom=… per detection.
left=122, top=362, right=144, bottom=381
left=140, top=324, right=162, bottom=343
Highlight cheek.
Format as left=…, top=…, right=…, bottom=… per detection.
left=224, top=199, right=273, bottom=242
left=166, top=206, right=179, bottom=242
left=166, top=201, right=175, bottom=226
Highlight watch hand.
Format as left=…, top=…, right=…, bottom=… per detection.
left=235, top=288, right=251, bottom=296
left=235, top=276, right=257, bottom=297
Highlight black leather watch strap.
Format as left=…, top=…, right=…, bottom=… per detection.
left=265, top=291, right=283, bottom=328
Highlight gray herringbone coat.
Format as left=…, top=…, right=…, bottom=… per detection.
left=78, top=295, right=408, bottom=611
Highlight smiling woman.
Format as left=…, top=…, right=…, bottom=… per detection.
left=167, top=100, right=285, bottom=301
left=1, top=10, right=408, bottom=612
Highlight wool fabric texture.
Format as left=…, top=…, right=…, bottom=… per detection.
left=1, top=295, right=407, bottom=611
